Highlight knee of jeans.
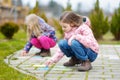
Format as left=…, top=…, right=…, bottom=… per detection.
left=71, top=40, right=79, bottom=46
left=58, top=39, right=67, bottom=47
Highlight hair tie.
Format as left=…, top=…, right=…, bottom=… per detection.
left=83, top=18, right=86, bottom=22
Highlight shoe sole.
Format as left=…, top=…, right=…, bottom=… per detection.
left=78, top=66, right=93, bottom=72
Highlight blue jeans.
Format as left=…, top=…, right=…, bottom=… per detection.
left=58, top=39, right=98, bottom=62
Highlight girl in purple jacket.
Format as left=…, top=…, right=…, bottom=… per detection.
left=21, top=14, right=57, bottom=57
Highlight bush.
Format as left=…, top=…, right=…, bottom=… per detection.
left=29, top=1, right=48, bottom=22
left=52, top=18, right=63, bottom=40
left=89, top=0, right=109, bottom=39
left=0, top=22, right=19, bottom=39
left=110, top=5, right=120, bottom=40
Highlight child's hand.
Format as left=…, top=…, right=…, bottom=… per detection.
left=45, top=60, right=54, bottom=66
left=21, top=50, right=28, bottom=56
left=68, top=38, right=72, bottom=46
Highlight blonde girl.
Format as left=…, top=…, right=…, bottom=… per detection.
left=22, top=14, right=57, bottom=57
left=46, top=11, right=99, bottom=71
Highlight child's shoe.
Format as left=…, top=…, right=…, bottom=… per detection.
left=40, top=49, right=51, bottom=57
left=78, top=59, right=92, bottom=71
left=63, top=56, right=81, bottom=67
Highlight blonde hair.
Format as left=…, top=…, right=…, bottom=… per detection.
left=60, top=11, right=83, bottom=27
left=25, top=14, right=42, bottom=40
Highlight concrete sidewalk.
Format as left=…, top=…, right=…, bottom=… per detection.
left=4, top=45, right=120, bottom=80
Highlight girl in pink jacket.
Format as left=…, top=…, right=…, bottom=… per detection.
left=46, top=11, right=99, bottom=71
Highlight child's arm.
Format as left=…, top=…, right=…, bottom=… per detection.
left=68, top=35, right=76, bottom=45
left=45, top=48, right=64, bottom=66
left=21, top=42, right=33, bottom=56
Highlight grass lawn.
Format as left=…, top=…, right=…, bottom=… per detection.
left=98, top=31, right=120, bottom=44
left=0, top=30, right=37, bottom=80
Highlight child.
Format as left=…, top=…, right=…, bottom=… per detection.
left=21, top=14, right=57, bottom=57
left=45, top=11, right=99, bottom=71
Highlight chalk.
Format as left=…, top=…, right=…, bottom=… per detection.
left=33, top=64, right=46, bottom=67
left=36, top=65, right=49, bottom=70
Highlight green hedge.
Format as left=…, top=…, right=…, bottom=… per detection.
left=110, top=5, right=120, bottom=40
left=0, top=22, right=19, bottom=39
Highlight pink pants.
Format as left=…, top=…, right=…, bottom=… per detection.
left=30, top=36, right=56, bottom=50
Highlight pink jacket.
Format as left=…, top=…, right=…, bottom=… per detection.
left=49, top=17, right=99, bottom=63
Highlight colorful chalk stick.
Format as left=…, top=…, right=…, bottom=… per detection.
left=37, top=66, right=49, bottom=70
left=33, top=64, right=46, bottom=67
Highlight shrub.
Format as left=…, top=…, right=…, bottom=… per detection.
left=89, top=0, right=109, bottom=39
left=0, top=22, right=19, bottom=39
left=110, top=5, right=120, bottom=40
left=52, top=18, right=63, bottom=40
left=29, top=1, right=48, bottom=22
left=63, top=0, right=72, bottom=11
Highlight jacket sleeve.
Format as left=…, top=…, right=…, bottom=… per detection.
left=23, top=35, right=35, bottom=52
left=49, top=48, right=64, bottom=63
left=24, top=41, right=33, bottom=52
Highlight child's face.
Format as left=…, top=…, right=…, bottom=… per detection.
left=60, top=22, right=72, bottom=32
